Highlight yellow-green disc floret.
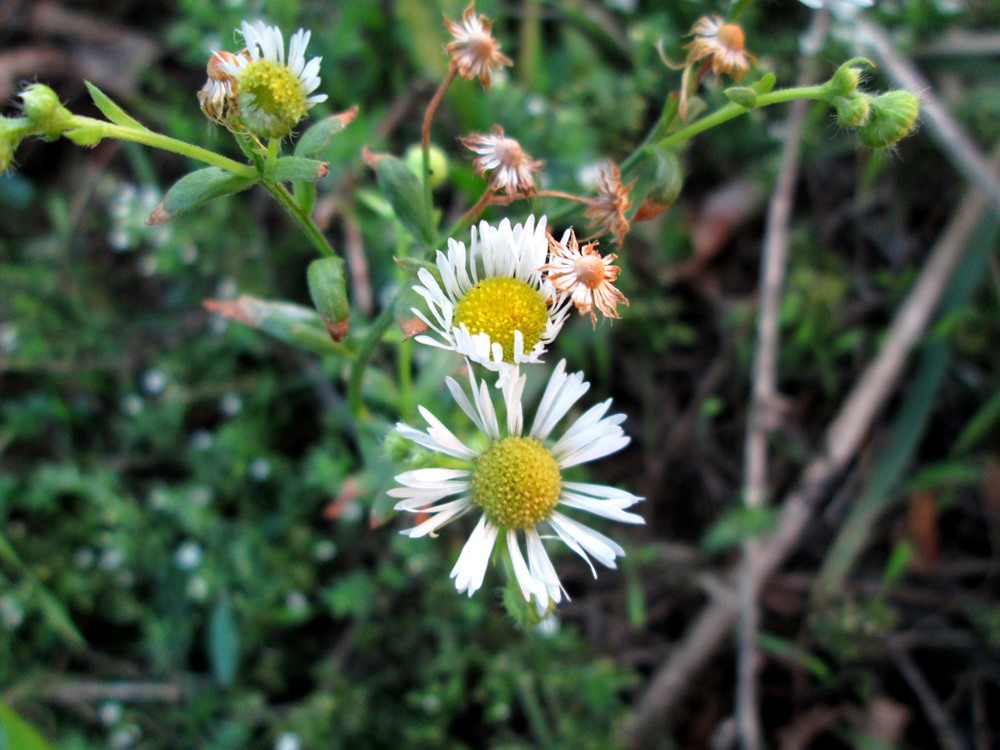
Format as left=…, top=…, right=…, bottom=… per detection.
left=238, top=59, right=309, bottom=139
left=471, top=436, right=561, bottom=529
left=454, top=277, right=548, bottom=364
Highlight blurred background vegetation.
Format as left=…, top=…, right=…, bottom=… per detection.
left=2, top=0, right=999, bottom=748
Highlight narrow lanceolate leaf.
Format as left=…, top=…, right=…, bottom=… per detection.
left=270, top=156, right=330, bottom=183
left=307, top=257, right=351, bottom=342
left=363, top=147, right=435, bottom=247
left=84, top=81, right=148, bottom=131
left=202, top=295, right=347, bottom=356
left=294, top=105, right=359, bottom=159
left=0, top=700, right=55, bottom=750
left=208, top=595, right=240, bottom=686
left=148, top=168, right=256, bottom=225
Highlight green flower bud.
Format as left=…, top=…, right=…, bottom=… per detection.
left=19, top=84, right=73, bottom=138
left=0, top=117, right=31, bottom=172
left=827, top=58, right=873, bottom=98
left=859, top=91, right=920, bottom=149
left=307, top=256, right=351, bottom=342
left=835, top=94, right=872, bottom=129
left=404, top=143, right=449, bottom=190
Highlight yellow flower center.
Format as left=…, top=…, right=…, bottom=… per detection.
left=237, top=59, right=308, bottom=138
left=454, top=277, right=548, bottom=363
left=472, top=437, right=561, bottom=529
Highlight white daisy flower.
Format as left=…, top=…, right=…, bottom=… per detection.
left=411, top=216, right=572, bottom=385
left=216, top=20, right=328, bottom=139
left=390, top=361, right=644, bottom=615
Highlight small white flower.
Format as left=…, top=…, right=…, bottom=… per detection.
left=391, top=361, right=643, bottom=614
left=411, top=216, right=571, bottom=385
left=216, top=20, right=327, bottom=138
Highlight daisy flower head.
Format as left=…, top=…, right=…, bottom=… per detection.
left=461, top=125, right=545, bottom=197
left=541, top=229, right=629, bottom=328
left=411, top=216, right=572, bottom=383
left=444, top=1, right=513, bottom=90
left=216, top=20, right=327, bottom=139
left=391, top=361, right=644, bottom=617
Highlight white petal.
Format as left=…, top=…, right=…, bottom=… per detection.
left=399, top=498, right=474, bottom=537
left=549, top=511, right=624, bottom=570
left=526, top=528, right=565, bottom=605
left=558, top=492, right=645, bottom=524
left=450, top=516, right=498, bottom=596
left=530, top=360, right=589, bottom=440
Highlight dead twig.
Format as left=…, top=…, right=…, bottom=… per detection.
left=888, top=643, right=969, bottom=750
left=737, top=11, right=829, bottom=748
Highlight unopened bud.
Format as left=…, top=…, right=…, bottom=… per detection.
left=307, top=257, right=351, bottom=342
left=404, top=143, right=449, bottom=190
left=835, top=94, right=871, bottom=129
left=20, top=84, right=73, bottom=138
left=0, top=117, right=31, bottom=172
left=827, top=58, right=872, bottom=98
left=859, top=91, right=920, bottom=149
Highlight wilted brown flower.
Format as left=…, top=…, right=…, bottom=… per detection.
left=584, top=162, right=636, bottom=245
left=197, top=49, right=248, bottom=125
left=684, top=16, right=755, bottom=80
left=444, top=1, right=513, bottom=90
left=461, top=125, right=544, bottom=196
left=670, top=16, right=756, bottom=118
left=541, top=230, right=629, bottom=328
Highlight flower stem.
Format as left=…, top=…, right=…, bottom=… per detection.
left=655, top=85, right=828, bottom=151
left=77, top=118, right=257, bottom=177
left=347, top=305, right=396, bottom=420
left=421, top=67, right=457, bottom=244
left=261, top=179, right=337, bottom=259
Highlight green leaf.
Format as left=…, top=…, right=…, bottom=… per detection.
left=752, top=72, right=776, bottom=94
left=757, top=632, right=835, bottom=686
left=365, top=150, right=435, bottom=247
left=208, top=595, right=240, bottom=686
left=0, top=700, right=55, bottom=750
left=906, top=460, right=984, bottom=493
left=701, top=505, right=778, bottom=554
left=270, top=156, right=329, bottom=183
left=294, top=106, right=358, bottom=159
left=307, top=257, right=350, bottom=342
left=148, top=168, right=255, bottom=224
left=953, top=388, right=1000, bottom=455
left=724, top=86, right=758, bottom=108
left=84, top=81, right=147, bottom=132
left=202, top=295, right=352, bottom=357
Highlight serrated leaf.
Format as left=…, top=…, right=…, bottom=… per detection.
left=701, top=505, right=778, bottom=554
left=208, top=595, right=240, bottom=686
left=148, top=168, right=255, bottom=224
left=84, top=81, right=148, bottom=132
left=0, top=701, right=55, bottom=750
left=364, top=149, right=435, bottom=246
left=270, top=156, right=329, bottom=183
left=294, top=106, right=358, bottom=159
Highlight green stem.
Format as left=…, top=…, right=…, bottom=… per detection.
left=347, top=305, right=396, bottom=420
left=655, top=85, right=827, bottom=151
left=77, top=118, right=256, bottom=177
left=261, top=179, right=337, bottom=259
